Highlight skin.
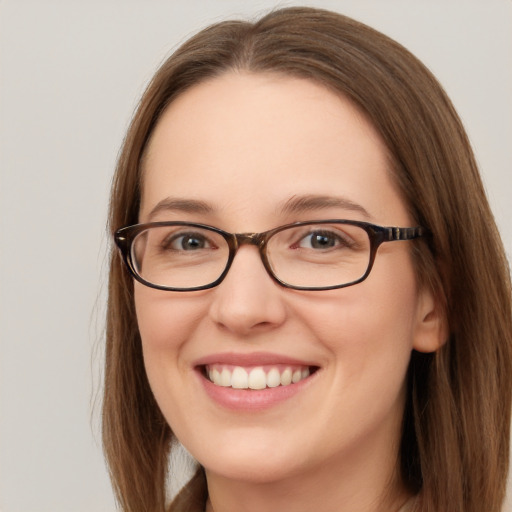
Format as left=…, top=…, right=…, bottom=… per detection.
left=135, top=72, right=445, bottom=512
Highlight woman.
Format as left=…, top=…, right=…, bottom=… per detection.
left=102, top=7, right=512, bottom=512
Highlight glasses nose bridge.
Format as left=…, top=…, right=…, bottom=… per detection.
left=230, top=232, right=275, bottom=279
left=230, top=232, right=269, bottom=268
left=234, top=232, right=266, bottom=247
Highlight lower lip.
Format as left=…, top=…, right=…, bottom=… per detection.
left=197, top=369, right=315, bottom=411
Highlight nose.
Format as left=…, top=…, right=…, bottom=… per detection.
left=208, top=245, right=287, bottom=336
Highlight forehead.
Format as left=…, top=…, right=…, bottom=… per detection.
left=140, top=72, right=408, bottom=228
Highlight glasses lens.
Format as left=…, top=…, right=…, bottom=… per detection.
left=266, top=222, right=371, bottom=288
left=131, top=225, right=229, bottom=289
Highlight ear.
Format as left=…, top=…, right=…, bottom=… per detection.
left=412, top=286, right=448, bottom=353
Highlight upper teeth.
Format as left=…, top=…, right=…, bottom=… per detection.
left=207, top=365, right=310, bottom=390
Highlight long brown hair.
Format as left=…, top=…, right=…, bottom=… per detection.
left=103, top=7, right=512, bottom=512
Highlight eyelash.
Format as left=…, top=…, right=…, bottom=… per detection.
left=162, top=232, right=215, bottom=251
left=291, top=229, right=355, bottom=250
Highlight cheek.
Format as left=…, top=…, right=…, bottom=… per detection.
left=302, top=281, right=417, bottom=349
left=133, top=284, right=209, bottom=406
left=133, top=285, right=210, bottom=427
left=298, top=253, right=420, bottom=383
left=134, top=285, right=207, bottom=351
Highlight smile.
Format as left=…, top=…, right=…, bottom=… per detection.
left=205, top=364, right=312, bottom=390
left=195, top=353, right=319, bottom=410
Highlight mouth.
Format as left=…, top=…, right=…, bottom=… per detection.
left=201, top=364, right=318, bottom=390
left=194, top=353, right=320, bottom=410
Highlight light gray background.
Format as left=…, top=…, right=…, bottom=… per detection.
left=1, top=1, right=511, bottom=511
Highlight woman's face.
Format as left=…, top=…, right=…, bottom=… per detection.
left=136, top=73, right=441, bottom=486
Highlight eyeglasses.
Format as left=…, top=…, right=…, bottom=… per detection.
left=114, top=220, right=427, bottom=292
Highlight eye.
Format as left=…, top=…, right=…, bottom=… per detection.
left=297, top=230, right=347, bottom=250
left=165, top=232, right=213, bottom=251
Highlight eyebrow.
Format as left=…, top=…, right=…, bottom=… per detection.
left=147, top=197, right=214, bottom=220
left=146, top=193, right=372, bottom=222
left=279, top=194, right=372, bottom=219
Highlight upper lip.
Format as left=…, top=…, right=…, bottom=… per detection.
left=193, top=351, right=317, bottom=368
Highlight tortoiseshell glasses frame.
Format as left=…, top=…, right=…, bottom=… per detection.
left=115, top=220, right=427, bottom=292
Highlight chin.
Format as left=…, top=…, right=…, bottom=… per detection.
left=201, top=453, right=307, bottom=485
